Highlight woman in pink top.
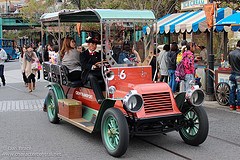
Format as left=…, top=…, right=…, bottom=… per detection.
left=183, top=42, right=196, bottom=91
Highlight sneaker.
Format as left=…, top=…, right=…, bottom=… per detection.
left=2, top=82, right=5, bottom=86
left=236, top=106, right=240, bottom=112
left=230, top=105, right=236, bottom=111
left=43, top=105, right=47, bottom=112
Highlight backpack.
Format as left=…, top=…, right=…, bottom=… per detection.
left=175, top=60, right=186, bottom=80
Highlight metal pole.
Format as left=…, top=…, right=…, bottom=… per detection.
left=79, top=0, right=81, bottom=10
left=207, top=0, right=214, bottom=95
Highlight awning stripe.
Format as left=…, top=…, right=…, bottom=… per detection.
left=169, top=11, right=200, bottom=33
left=158, top=7, right=233, bottom=34
left=159, top=13, right=187, bottom=34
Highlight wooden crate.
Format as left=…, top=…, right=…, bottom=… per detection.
left=58, top=99, right=82, bottom=119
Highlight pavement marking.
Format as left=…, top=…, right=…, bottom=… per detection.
left=0, top=99, right=44, bottom=112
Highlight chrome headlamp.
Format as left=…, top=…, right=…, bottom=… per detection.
left=123, top=90, right=143, bottom=113
left=186, top=85, right=205, bottom=106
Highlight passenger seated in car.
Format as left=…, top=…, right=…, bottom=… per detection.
left=80, top=36, right=105, bottom=104
left=118, top=41, right=141, bottom=65
left=60, top=37, right=81, bottom=82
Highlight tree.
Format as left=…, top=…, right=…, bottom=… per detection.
left=217, top=0, right=240, bottom=10
left=120, top=0, right=179, bottom=18
left=20, top=0, right=55, bottom=24
left=72, top=0, right=179, bottom=18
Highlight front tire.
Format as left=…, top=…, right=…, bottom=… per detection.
left=101, top=108, right=129, bottom=157
left=46, top=90, right=59, bottom=124
left=179, top=105, right=209, bottom=146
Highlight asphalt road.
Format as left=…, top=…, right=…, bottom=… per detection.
left=0, top=61, right=240, bottom=160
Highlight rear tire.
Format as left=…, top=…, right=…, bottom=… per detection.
left=46, top=90, right=59, bottom=124
left=215, top=82, right=230, bottom=106
left=179, top=105, right=209, bottom=146
left=101, top=108, right=129, bottom=157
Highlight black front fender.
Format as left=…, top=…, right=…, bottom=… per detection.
left=93, top=99, right=116, bottom=132
left=175, top=92, right=186, bottom=111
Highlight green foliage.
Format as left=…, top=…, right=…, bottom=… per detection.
left=217, top=0, right=240, bottom=10
left=3, top=31, right=17, bottom=40
left=20, top=0, right=55, bottom=23
left=69, top=0, right=178, bottom=17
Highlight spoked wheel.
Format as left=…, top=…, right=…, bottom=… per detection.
left=46, top=90, right=59, bottom=124
left=215, top=82, right=230, bottom=106
left=101, top=108, right=129, bottom=157
left=179, top=105, right=209, bottom=146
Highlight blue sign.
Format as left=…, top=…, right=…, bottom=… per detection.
left=181, top=0, right=209, bottom=11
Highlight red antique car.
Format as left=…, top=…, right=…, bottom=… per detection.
left=41, top=9, right=209, bottom=157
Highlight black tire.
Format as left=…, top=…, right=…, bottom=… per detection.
left=179, top=105, right=209, bottom=146
left=101, top=108, right=129, bottom=157
left=215, top=82, right=230, bottom=106
left=46, top=90, right=59, bottom=124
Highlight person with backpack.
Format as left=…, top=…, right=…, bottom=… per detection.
left=167, top=42, right=180, bottom=93
left=182, top=42, right=196, bottom=91
left=175, top=40, right=188, bottom=92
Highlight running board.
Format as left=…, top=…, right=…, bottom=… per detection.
left=58, top=114, right=94, bottom=133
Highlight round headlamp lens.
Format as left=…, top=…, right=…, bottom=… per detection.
left=129, top=96, right=137, bottom=110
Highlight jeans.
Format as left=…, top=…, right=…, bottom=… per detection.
left=160, top=75, right=168, bottom=83
left=185, top=74, right=194, bottom=91
left=229, top=74, right=240, bottom=106
left=168, top=70, right=176, bottom=92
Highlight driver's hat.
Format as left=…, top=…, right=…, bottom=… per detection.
left=86, top=36, right=100, bottom=44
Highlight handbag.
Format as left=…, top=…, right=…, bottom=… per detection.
left=38, top=62, right=42, bottom=70
left=31, top=62, right=38, bottom=70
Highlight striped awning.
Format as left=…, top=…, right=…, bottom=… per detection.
left=158, top=7, right=234, bottom=34
left=215, top=12, right=240, bottom=32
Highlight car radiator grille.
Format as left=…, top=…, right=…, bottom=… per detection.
left=142, top=92, right=173, bottom=114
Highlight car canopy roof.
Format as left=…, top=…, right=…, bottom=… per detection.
left=40, top=9, right=156, bottom=23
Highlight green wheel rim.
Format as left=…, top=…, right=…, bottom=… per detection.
left=47, top=94, right=56, bottom=120
left=103, top=115, right=120, bottom=151
left=181, top=110, right=199, bottom=137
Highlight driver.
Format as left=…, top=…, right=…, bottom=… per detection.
left=80, top=36, right=105, bottom=104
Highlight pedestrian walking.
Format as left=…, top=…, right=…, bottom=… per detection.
left=0, top=47, right=7, bottom=86
left=167, top=42, right=179, bottom=93
left=157, top=44, right=170, bottom=83
left=150, top=49, right=159, bottom=81
left=176, top=40, right=188, bottom=92
left=36, top=42, right=43, bottom=81
left=22, top=45, right=38, bottom=92
left=228, top=40, right=240, bottom=111
left=43, top=44, right=53, bottom=62
left=19, top=47, right=28, bottom=87
left=182, top=42, right=196, bottom=91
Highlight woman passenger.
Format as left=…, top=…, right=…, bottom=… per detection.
left=60, top=37, right=81, bottom=82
